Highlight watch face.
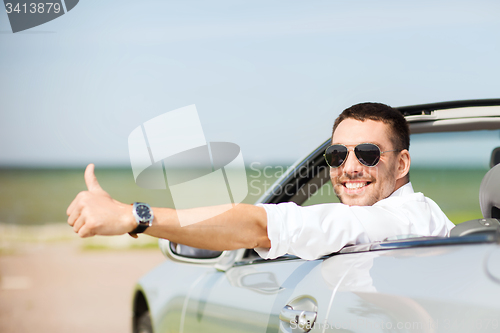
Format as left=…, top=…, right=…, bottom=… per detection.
left=136, top=204, right=151, bottom=220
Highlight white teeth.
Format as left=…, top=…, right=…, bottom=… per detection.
left=345, top=182, right=367, bottom=189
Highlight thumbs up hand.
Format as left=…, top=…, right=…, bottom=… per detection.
left=84, top=162, right=105, bottom=193
left=67, top=164, right=136, bottom=238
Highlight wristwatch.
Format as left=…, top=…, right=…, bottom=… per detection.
left=130, top=202, right=154, bottom=235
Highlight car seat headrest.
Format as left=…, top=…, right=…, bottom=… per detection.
left=480, top=163, right=500, bottom=219
left=491, top=147, right=500, bottom=168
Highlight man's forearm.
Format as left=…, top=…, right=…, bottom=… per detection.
left=144, top=204, right=270, bottom=251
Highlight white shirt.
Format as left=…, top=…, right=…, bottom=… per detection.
left=255, top=182, right=455, bottom=260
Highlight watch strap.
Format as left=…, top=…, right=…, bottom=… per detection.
left=130, top=223, right=149, bottom=234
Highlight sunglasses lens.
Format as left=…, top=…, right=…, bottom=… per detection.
left=325, top=145, right=348, bottom=167
left=355, top=143, right=381, bottom=166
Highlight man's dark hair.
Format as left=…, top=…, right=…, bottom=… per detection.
left=332, top=102, right=410, bottom=152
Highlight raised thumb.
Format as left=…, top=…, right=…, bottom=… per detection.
left=84, top=163, right=103, bottom=192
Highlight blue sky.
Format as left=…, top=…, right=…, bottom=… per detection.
left=1, top=0, right=499, bottom=167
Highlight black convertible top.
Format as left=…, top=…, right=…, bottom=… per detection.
left=396, top=98, right=500, bottom=116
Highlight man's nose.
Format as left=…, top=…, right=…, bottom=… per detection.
left=342, top=150, right=364, bottom=175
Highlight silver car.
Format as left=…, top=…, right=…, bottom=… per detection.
left=132, top=99, right=500, bottom=333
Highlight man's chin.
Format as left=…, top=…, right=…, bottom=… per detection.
left=339, top=198, right=370, bottom=206
left=336, top=192, right=376, bottom=206
left=334, top=182, right=371, bottom=205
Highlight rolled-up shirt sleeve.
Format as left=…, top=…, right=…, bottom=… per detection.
left=254, top=183, right=453, bottom=260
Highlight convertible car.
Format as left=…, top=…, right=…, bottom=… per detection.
left=132, top=99, right=500, bottom=333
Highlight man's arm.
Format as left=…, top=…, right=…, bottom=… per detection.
left=67, top=164, right=270, bottom=251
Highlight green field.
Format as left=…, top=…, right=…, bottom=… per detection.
left=0, top=166, right=489, bottom=226
left=0, top=167, right=282, bottom=225
left=304, top=167, right=488, bottom=224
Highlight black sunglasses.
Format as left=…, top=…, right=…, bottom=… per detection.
left=324, top=143, right=400, bottom=168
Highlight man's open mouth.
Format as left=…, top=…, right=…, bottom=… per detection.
left=342, top=181, right=371, bottom=190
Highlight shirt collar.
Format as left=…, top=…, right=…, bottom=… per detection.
left=389, top=182, right=414, bottom=198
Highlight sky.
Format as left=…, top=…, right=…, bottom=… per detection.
left=1, top=0, right=499, bottom=167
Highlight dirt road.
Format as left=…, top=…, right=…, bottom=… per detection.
left=0, top=225, right=165, bottom=333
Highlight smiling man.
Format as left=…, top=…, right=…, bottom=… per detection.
left=67, top=102, right=454, bottom=260
left=329, top=103, right=411, bottom=206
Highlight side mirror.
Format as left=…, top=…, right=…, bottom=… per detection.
left=169, top=242, right=222, bottom=259
left=158, top=239, right=245, bottom=271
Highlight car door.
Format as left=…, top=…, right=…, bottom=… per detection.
left=181, top=256, right=335, bottom=333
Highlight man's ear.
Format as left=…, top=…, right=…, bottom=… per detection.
left=397, top=149, right=411, bottom=180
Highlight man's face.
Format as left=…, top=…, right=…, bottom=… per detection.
left=330, top=118, right=400, bottom=206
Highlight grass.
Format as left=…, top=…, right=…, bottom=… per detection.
left=0, top=166, right=282, bottom=226
left=80, top=240, right=160, bottom=251
left=0, top=222, right=161, bottom=254
left=0, top=166, right=489, bottom=227
left=300, top=167, right=489, bottom=225
left=410, top=167, right=486, bottom=224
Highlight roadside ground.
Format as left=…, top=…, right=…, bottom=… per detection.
left=0, top=223, right=165, bottom=333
